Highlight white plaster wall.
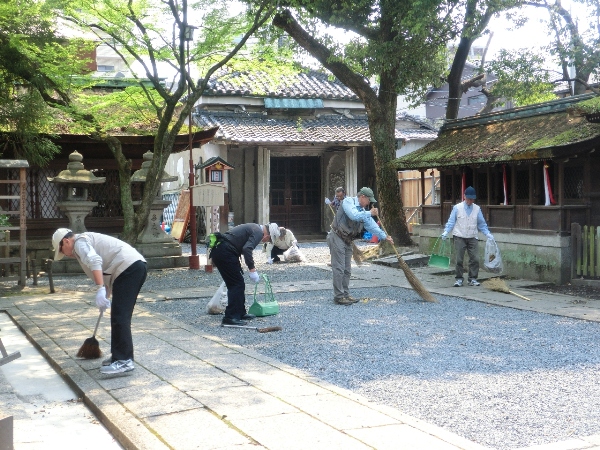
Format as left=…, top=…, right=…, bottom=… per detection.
left=395, top=139, right=430, bottom=158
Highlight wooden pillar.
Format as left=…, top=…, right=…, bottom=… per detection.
left=487, top=166, right=492, bottom=207
left=420, top=170, right=426, bottom=206
left=558, top=161, right=564, bottom=206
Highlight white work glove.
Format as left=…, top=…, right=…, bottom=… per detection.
left=249, top=271, right=260, bottom=283
left=441, top=232, right=448, bottom=240
left=267, top=258, right=273, bottom=265
left=325, top=197, right=331, bottom=205
left=95, top=286, right=111, bottom=312
left=487, top=233, right=494, bottom=241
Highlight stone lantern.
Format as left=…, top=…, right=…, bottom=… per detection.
left=131, top=151, right=181, bottom=257
left=47, top=151, right=105, bottom=233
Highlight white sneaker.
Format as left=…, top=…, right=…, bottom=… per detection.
left=469, top=279, right=481, bottom=286
left=102, top=356, right=112, bottom=366
left=100, top=359, right=134, bottom=374
left=453, top=279, right=463, bottom=287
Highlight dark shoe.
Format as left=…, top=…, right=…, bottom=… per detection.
left=334, top=297, right=353, bottom=305
left=241, top=313, right=256, bottom=320
left=222, top=317, right=248, bottom=326
left=345, top=296, right=360, bottom=304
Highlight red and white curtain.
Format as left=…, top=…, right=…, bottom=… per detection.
left=502, top=164, right=508, bottom=205
left=543, top=161, right=556, bottom=206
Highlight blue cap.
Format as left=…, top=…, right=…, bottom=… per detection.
left=464, top=186, right=476, bottom=199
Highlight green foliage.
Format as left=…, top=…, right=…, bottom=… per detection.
left=61, top=87, right=169, bottom=135
left=486, top=49, right=557, bottom=107
left=0, top=0, right=94, bottom=165
left=575, top=96, right=600, bottom=115
left=0, top=214, right=10, bottom=228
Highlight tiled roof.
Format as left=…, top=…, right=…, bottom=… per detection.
left=390, top=94, right=600, bottom=170
left=205, top=69, right=359, bottom=100
left=195, top=112, right=437, bottom=145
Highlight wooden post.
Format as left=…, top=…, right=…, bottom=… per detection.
left=46, top=259, right=54, bottom=294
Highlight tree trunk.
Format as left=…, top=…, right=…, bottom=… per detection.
left=273, top=10, right=412, bottom=245
left=446, top=36, right=475, bottom=120
left=370, top=73, right=412, bottom=245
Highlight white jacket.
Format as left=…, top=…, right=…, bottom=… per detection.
left=265, top=229, right=297, bottom=255
left=452, top=203, right=480, bottom=239
left=73, top=232, right=146, bottom=298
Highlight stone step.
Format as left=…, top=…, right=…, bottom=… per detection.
left=371, top=253, right=431, bottom=269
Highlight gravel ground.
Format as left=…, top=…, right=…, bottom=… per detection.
left=18, top=242, right=600, bottom=449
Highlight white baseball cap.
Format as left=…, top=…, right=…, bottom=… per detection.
left=268, top=223, right=280, bottom=242
left=52, top=228, right=72, bottom=261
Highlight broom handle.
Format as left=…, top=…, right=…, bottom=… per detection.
left=377, top=218, right=437, bottom=303
left=509, top=291, right=531, bottom=301
left=92, top=310, right=104, bottom=338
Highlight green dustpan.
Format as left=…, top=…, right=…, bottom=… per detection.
left=428, top=237, right=451, bottom=269
left=248, top=274, right=279, bottom=317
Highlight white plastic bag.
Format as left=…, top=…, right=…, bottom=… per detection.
left=283, top=244, right=305, bottom=263
left=206, top=281, right=228, bottom=315
left=483, top=239, right=503, bottom=274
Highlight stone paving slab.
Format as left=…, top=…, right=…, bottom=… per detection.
left=3, top=257, right=600, bottom=450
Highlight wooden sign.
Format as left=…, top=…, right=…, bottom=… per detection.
left=171, top=190, right=190, bottom=242
left=191, top=184, right=225, bottom=206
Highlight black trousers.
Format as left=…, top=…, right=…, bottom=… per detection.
left=211, top=244, right=247, bottom=319
left=111, top=260, right=147, bottom=361
left=271, top=246, right=285, bottom=262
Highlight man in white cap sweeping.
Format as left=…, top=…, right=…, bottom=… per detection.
left=441, top=186, right=494, bottom=287
left=328, top=187, right=393, bottom=305
left=52, top=228, right=147, bottom=374
left=209, top=223, right=278, bottom=326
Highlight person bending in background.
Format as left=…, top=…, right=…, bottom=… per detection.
left=441, top=186, right=494, bottom=287
left=52, top=228, right=147, bottom=375
left=210, top=223, right=279, bottom=326
left=265, top=226, right=298, bottom=263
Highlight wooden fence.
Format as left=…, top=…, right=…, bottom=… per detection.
left=572, top=223, right=600, bottom=277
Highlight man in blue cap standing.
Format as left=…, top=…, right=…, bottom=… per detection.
left=441, top=186, right=494, bottom=287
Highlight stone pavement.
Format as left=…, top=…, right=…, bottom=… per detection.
left=1, top=257, right=600, bottom=450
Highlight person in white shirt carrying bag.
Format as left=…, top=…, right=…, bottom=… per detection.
left=441, top=187, right=494, bottom=287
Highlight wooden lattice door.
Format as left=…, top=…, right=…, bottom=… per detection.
left=270, top=157, right=320, bottom=233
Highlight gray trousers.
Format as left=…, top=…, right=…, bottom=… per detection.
left=327, top=231, right=352, bottom=300
left=454, top=236, right=479, bottom=280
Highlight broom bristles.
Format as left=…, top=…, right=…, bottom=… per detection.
left=351, top=242, right=364, bottom=265
left=395, top=255, right=437, bottom=303
left=76, top=336, right=102, bottom=359
left=482, top=277, right=510, bottom=293
left=482, top=277, right=531, bottom=300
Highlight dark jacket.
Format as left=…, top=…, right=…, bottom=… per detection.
left=222, top=223, right=264, bottom=270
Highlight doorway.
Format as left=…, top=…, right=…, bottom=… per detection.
left=270, top=157, right=321, bottom=233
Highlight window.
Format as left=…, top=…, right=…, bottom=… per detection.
left=467, top=94, right=486, bottom=106
left=97, top=65, right=115, bottom=72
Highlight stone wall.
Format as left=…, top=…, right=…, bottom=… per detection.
left=418, top=225, right=572, bottom=284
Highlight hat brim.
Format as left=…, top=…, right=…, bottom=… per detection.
left=54, top=245, right=65, bottom=261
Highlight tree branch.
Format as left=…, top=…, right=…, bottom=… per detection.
left=273, top=10, right=378, bottom=111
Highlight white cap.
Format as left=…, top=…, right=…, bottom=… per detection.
left=268, top=223, right=280, bottom=242
left=52, top=228, right=72, bottom=261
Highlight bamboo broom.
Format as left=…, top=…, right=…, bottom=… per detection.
left=482, top=277, right=531, bottom=301
left=378, top=220, right=437, bottom=303
left=76, top=310, right=103, bottom=359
